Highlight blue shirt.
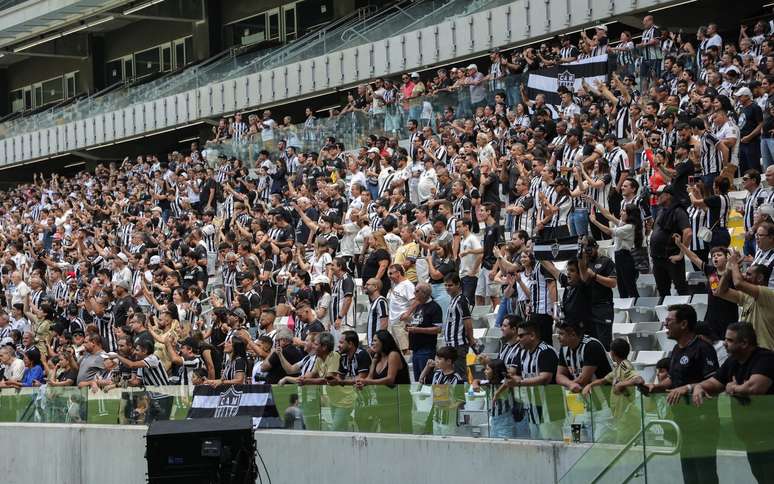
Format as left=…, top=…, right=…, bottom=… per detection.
left=21, top=365, right=44, bottom=387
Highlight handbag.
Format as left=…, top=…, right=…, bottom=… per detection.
left=698, top=220, right=719, bottom=244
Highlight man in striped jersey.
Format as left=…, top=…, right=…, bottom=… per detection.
left=555, top=321, right=612, bottom=393
left=751, top=221, right=774, bottom=287
left=443, top=273, right=474, bottom=377
left=114, top=340, right=172, bottom=422
left=164, top=335, right=203, bottom=388
left=504, top=319, right=560, bottom=439
left=636, top=15, right=663, bottom=93
left=364, top=278, right=388, bottom=345
left=742, top=169, right=766, bottom=256
left=690, top=117, right=728, bottom=188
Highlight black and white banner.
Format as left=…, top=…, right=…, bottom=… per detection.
left=187, top=385, right=283, bottom=429
left=533, top=235, right=580, bottom=261
left=526, top=54, right=611, bottom=105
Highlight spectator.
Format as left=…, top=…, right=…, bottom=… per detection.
left=386, top=264, right=414, bottom=354
left=0, top=345, right=24, bottom=387
left=692, top=322, right=774, bottom=483
left=555, top=321, right=612, bottom=394
left=650, top=185, right=692, bottom=296
left=406, top=283, right=442, bottom=381
left=646, top=304, right=720, bottom=484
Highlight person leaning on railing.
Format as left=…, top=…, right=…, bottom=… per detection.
left=691, top=321, right=774, bottom=483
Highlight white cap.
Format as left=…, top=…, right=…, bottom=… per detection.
left=149, top=255, right=161, bottom=266
left=410, top=72, right=420, bottom=78
left=115, top=252, right=128, bottom=263
left=734, top=86, right=753, bottom=98
left=367, top=147, right=380, bottom=154
left=595, top=24, right=608, bottom=31
left=311, top=274, right=330, bottom=286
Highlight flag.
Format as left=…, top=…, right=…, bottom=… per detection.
left=533, top=235, right=579, bottom=261
left=187, top=385, right=283, bottom=429
left=526, top=54, right=611, bottom=105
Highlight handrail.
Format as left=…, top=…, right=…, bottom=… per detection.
left=590, top=419, right=682, bottom=484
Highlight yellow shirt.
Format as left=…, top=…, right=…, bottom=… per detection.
left=603, top=360, right=638, bottom=418
left=734, top=287, right=774, bottom=351
left=393, top=242, right=420, bottom=283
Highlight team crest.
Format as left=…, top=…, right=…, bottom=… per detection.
left=557, top=70, right=575, bottom=91
left=214, top=387, right=243, bottom=418
left=551, top=241, right=561, bottom=258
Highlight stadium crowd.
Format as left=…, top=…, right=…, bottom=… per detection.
left=2, top=10, right=774, bottom=483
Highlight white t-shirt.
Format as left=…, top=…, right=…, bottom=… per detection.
left=388, top=279, right=415, bottom=326
left=715, top=121, right=740, bottom=165
left=417, top=168, right=437, bottom=202
left=459, top=233, right=482, bottom=277
left=260, top=119, right=276, bottom=142
left=2, top=358, right=24, bottom=380
left=11, top=281, right=30, bottom=306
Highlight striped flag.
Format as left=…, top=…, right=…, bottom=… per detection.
left=187, top=385, right=283, bottom=429
left=533, top=235, right=580, bottom=261
left=526, top=54, right=611, bottom=105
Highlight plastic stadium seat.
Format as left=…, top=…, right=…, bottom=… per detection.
left=655, top=331, right=676, bottom=353
left=613, top=297, right=637, bottom=324
left=635, top=274, right=658, bottom=297
left=613, top=323, right=636, bottom=337
left=630, top=297, right=661, bottom=323
left=655, top=296, right=691, bottom=322
left=691, top=293, right=709, bottom=321
left=473, top=328, right=488, bottom=341
left=633, top=350, right=667, bottom=383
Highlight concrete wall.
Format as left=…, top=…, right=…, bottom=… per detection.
left=0, top=423, right=759, bottom=484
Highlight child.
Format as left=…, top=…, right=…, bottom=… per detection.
left=419, top=346, right=464, bottom=436
left=583, top=338, right=643, bottom=441
left=419, top=346, right=464, bottom=384
left=474, top=358, right=521, bottom=439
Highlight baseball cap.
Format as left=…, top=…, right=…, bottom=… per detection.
left=115, top=253, right=128, bottom=263
left=734, top=86, right=753, bottom=98
left=656, top=185, right=674, bottom=196
left=114, top=280, right=130, bottom=290
left=231, top=308, right=247, bottom=320
left=311, top=274, right=330, bottom=286
left=410, top=72, right=420, bottom=79
left=149, top=255, right=161, bottom=266
left=595, top=24, right=608, bottom=31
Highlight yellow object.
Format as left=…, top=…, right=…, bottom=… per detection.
left=566, top=392, right=586, bottom=416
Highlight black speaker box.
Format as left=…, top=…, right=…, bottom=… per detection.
left=146, top=416, right=257, bottom=484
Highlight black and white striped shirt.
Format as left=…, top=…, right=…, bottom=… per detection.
left=687, top=206, right=708, bottom=251
left=222, top=266, right=238, bottom=309
left=699, top=131, right=723, bottom=175
left=366, top=295, right=388, bottom=344
left=530, top=264, right=554, bottom=316
left=299, top=353, right=317, bottom=376
left=604, top=147, right=629, bottom=186
left=559, top=335, right=610, bottom=380
left=119, top=223, right=134, bottom=248
left=49, top=280, right=67, bottom=302
left=752, top=248, right=774, bottom=286
left=744, top=187, right=765, bottom=232
left=443, top=293, right=470, bottom=347
left=138, top=354, right=169, bottom=386
left=640, top=26, right=662, bottom=60
left=498, top=341, right=524, bottom=369
left=330, top=275, right=355, bottom=327
left=431, top=369, right=465, bottom=384
left=559, top=145, right=582, bottom=172
left=177, top=356, right=203, bottom=387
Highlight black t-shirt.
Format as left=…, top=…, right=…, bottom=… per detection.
left=587, top=255, right=616, bottom=321
left=481, top=173, right=501, bottom=207
left=668, top=336, right=718, bottom=388
left=338, top=347, right=372, bottom=379
left=299, top=318, right=325, bottom=342
left=361, top=249, right=391, bottom=295
left=428, top=256, right=455, bottom=284
left=112, top=296, right=133, bottom=327
left=181, top=265, right=207, bottom=290
left=650, top=205, right=690, bottom=259
left=671, top=160, right=695, bottom=205
left=739, top=102, right=763, bottom=140
left=481, top=223, right=503, bottom=270
left=716, top=347, right=774, bottom=393
left=701, top=264, right=739, bottom=340
left=559, top=275, right=592, bottom=326
left=266, top=345, right=304, bottom=384
left=408, top=300, right=442, bottom=351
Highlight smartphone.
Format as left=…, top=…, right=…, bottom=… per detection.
left=687, top=176, right=695, bottom=185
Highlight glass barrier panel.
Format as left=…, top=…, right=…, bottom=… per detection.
left=643, top=392, right=774, bottom=484
left=271, top=384, right=322, bottom=430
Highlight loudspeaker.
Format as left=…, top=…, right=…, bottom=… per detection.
left=146, top=416, right=257, bottom=484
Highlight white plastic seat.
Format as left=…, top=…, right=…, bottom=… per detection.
left=655, top=331, right=676, bottom=353
left=473, top=328, right=488, bottom=340
left=655, top=296, right=692, bottom=322
left=613, top=323, right=636, bottom=336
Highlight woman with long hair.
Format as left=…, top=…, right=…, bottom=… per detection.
left=472, top=358, right=521, bottom=438
left=689, top=176, right=731, bottom=254
left=589, top=203, right=643, bottom=298
left=426, top=241, right=455, bottom=317
left=361, top=231, right=392, bottom=296
left=358, top=330, right=410, bottom=387
left=582, top=158, right=613, bottom=241
left=206, top=336, right=247, bottom=386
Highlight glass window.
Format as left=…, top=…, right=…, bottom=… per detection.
left=33, top=85, right=43, bottom=107
left=268, top=10, right=280, bottom=40
left=10, top=89, right=23, bottom=113
left=42, top=77, right=63, bottom=105
left=123, top=57, right=134, bottom=79
left=161, top=45, right=172, bottom=71
left=184, top=36, right=193, bottom=64
left=106, top=59, right=122, bottom=84
left=23, top=88, right=32, bottom=110
left=174, top=42, right=185, bottom=69
left=134, top=47, right=160, bottom=78
left=233, top=13, right=266, bottom=45
left=284, top=7, right=296, bottom=40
